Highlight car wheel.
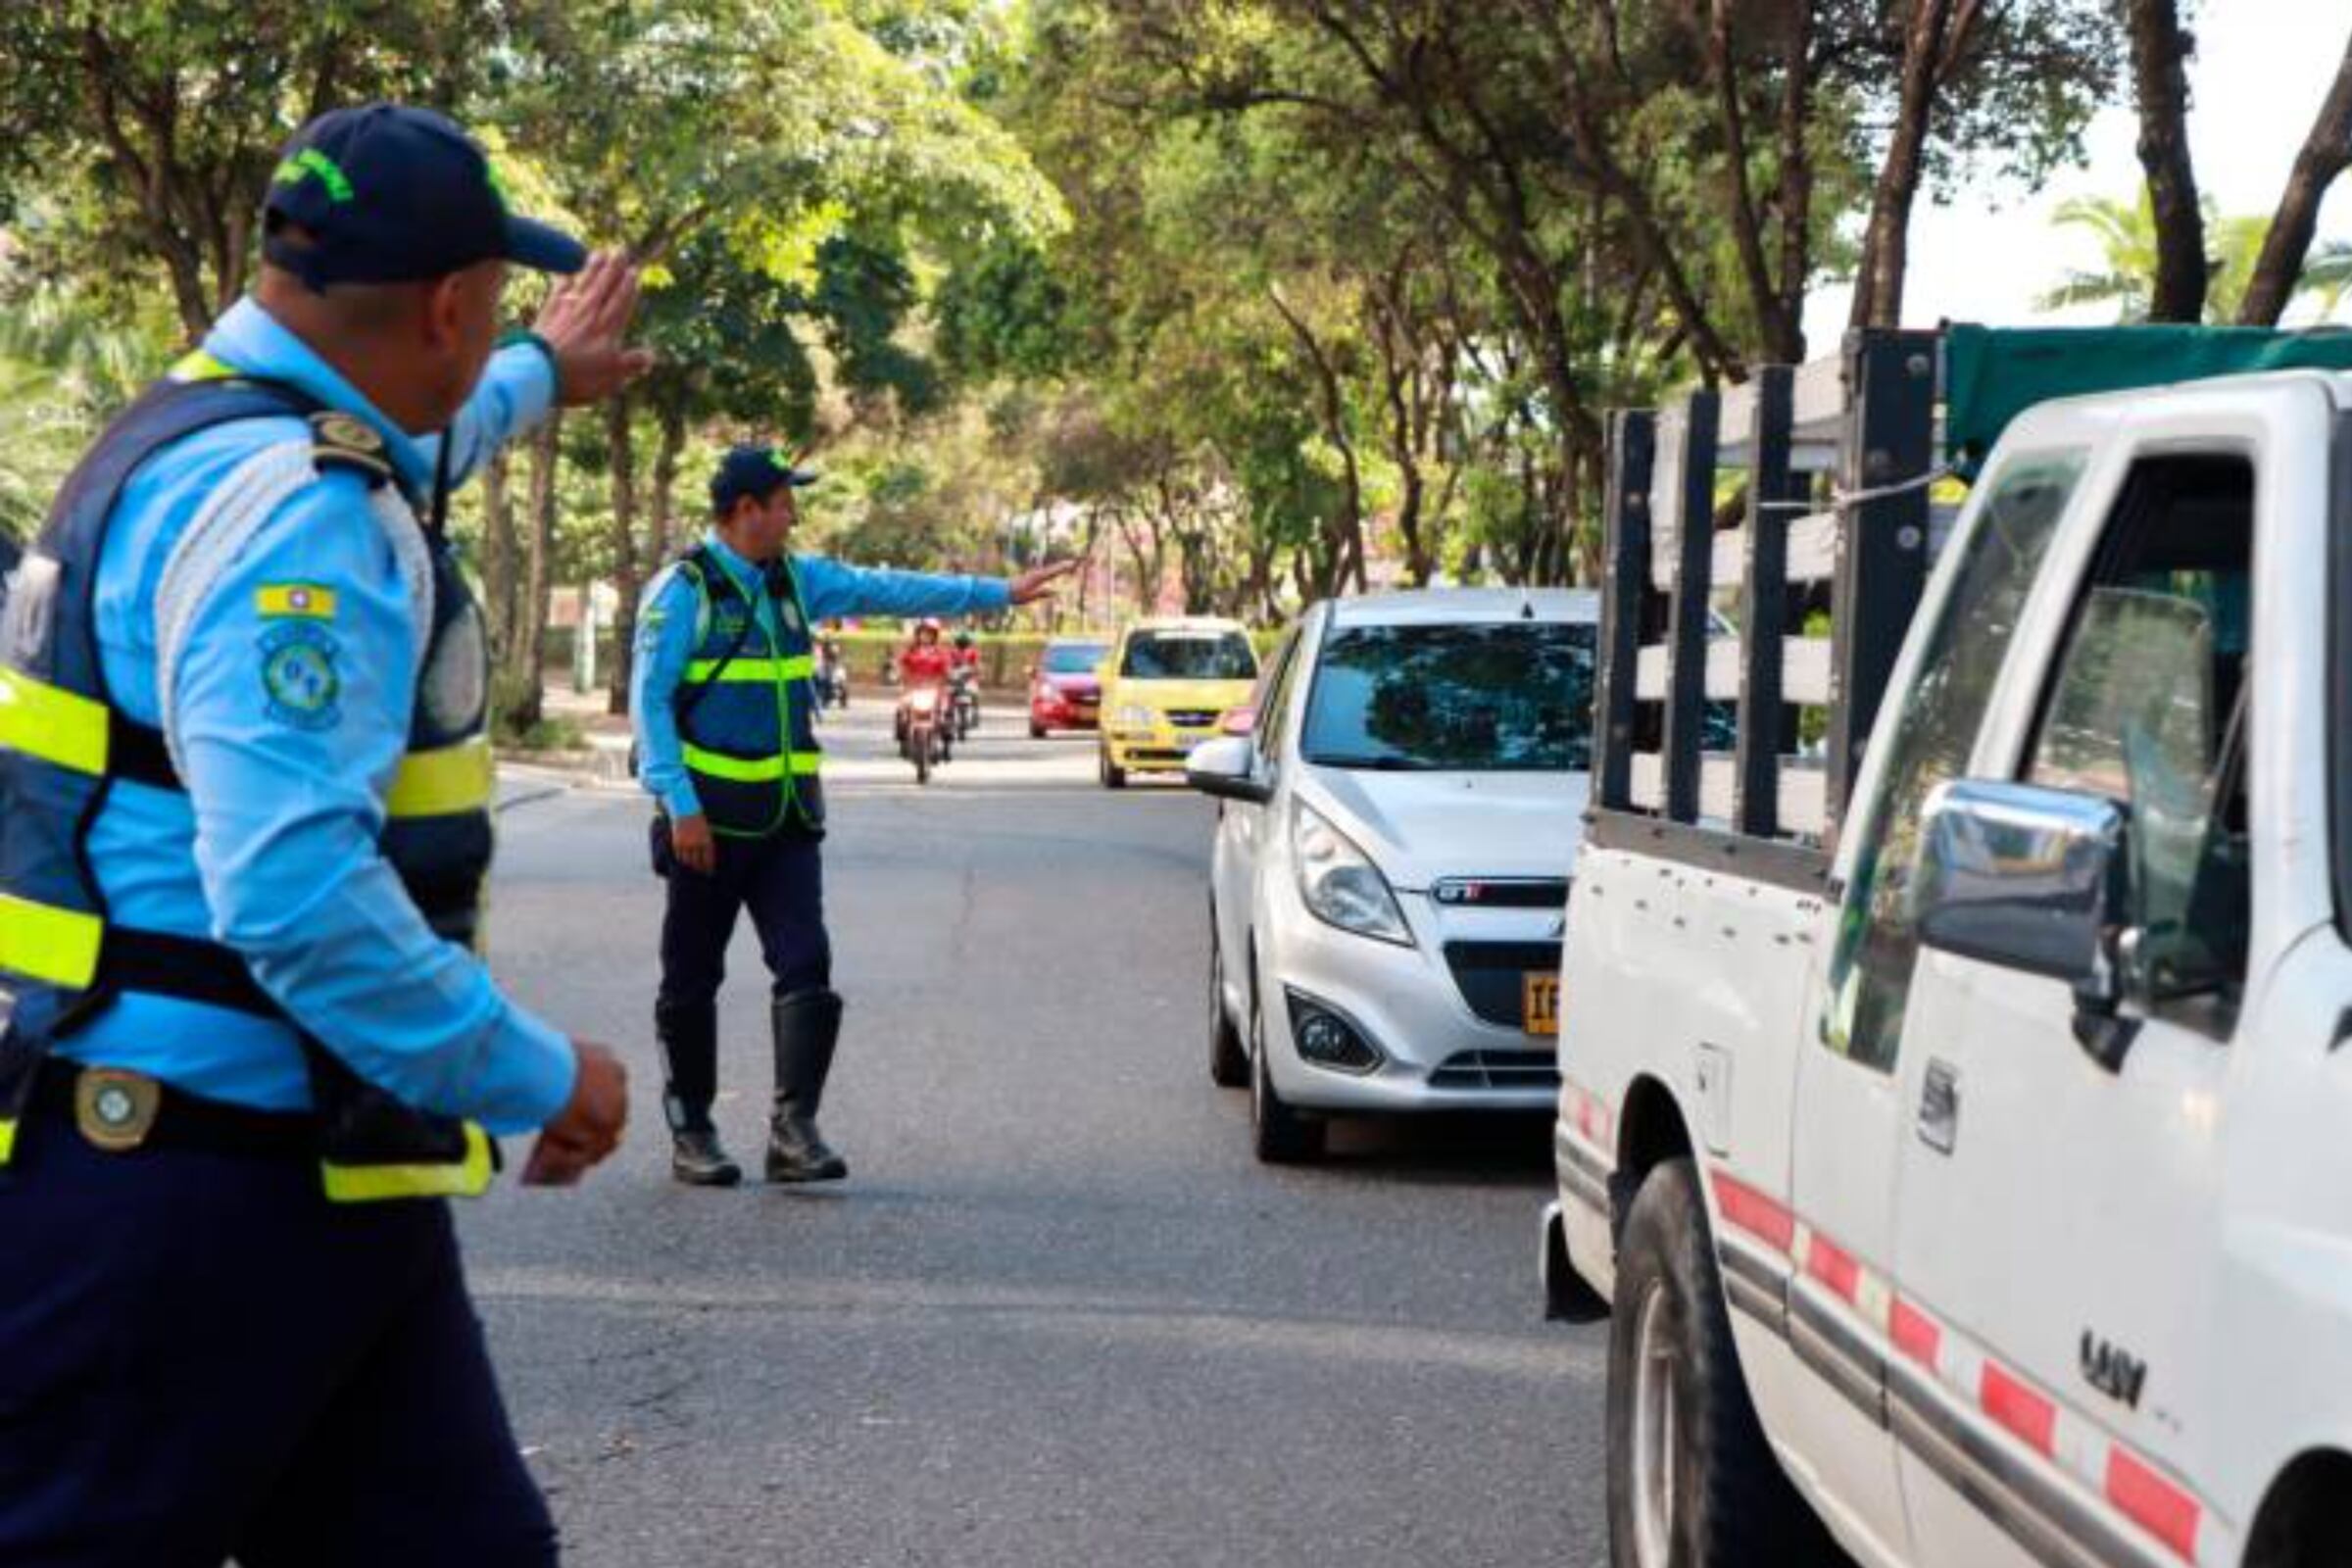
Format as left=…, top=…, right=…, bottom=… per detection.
left=1605, top=1158, right=1833, bottom=1568
left=1208, top=919, right=1248, bottom=1089
left=1100, top=746, right=1127, bottom=790
left=1030, top=720, right=1048, bottom=740
left=1249, top=967, right=1322, bottom=1163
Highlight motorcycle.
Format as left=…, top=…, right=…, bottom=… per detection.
left=949, top=666, right=980, bottom=741
left=896, top=685, right=951, bottom=785
left=815, top=644, right=851, bottom=710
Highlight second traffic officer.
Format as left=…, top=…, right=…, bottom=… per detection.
left=629, top=446, right=1073, bottom=1186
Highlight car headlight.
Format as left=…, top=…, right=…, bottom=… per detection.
left=1115, top=704, right=1155, bottom=727
left=1292, top=801, right=1410, bottom=945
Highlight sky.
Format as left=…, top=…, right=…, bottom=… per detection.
left=1800, top=0, right=2352, bottom=347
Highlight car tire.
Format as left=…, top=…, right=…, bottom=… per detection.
left=1249, top=969, right=1322, bottom=1163
left=1208, top=920, right=1248, bottom=1089
left=1605, top=1157, right=1834, bottom=1568
left=1100, top=746, right=1127, bottom=790
left=1030, top=720, right=1048, bottom=740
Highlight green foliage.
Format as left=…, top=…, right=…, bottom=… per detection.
left=2040, top=191, right=2352, bottom=324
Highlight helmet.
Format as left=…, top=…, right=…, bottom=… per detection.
left=916, top=617, right=942, bottom=640
left=954, top=630, right=973, bottom=648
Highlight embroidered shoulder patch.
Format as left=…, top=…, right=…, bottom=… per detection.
left=257, top=582, right=338, bottom=620
left=259, top=620, right=342, bottom=731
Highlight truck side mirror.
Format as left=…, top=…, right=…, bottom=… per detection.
left=1913, top=778, right=2139, bottom=1070
left=1185, top=735, right=1272, bottom=806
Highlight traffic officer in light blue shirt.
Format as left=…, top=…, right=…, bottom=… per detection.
left=0, top=104, right=643, bottom=1563
left=631, top=446, right=1073, bottom=1186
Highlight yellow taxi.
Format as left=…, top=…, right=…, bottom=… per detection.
left=1097, top=617, right=1260, bottom=788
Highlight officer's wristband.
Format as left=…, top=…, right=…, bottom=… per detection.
left=497, top=328, right=563, bottom=400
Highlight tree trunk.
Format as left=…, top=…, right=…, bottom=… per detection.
left=1849, top=0, right=1976, bottom=330
left=2240, top=25, right=2352, bottom=325
left=649, top=401, right=687, bottom=567
left=2126, top=0, right=2207, bottom=322
left=604, top=392, right=642, bottom=716
left=480, top=448, right=517, bottom=671
left=1268, top=288, right=1370, bottom=598
left=507, top=415, right=563, bottom=733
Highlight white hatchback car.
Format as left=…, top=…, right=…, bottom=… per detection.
left=1187, top=588, right=1597, bottom=1161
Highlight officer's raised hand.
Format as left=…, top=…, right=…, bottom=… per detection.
left=1008, top=558, right=1080, bottom=605
left=534, top=249, right=655, bottom=406
left=522, top=1038, right=631, bottom=1186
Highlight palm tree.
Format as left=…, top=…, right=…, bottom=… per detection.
left=2037, top=192, right=2352, bottom=323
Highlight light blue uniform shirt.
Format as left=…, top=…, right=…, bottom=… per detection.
left=57, top=299, right=575, bottom=1133
left=629, top=531, right=1010, bottom=819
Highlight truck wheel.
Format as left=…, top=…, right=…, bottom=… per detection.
left=1606, top=1157, right=1832, bottom=1568
left=1208, top=922, right=1248, bottom=1088
left=1249, top=974, right=1323, bottom=1163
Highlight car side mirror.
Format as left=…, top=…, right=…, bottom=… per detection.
left=1914, top=779, right=2138, bottom=1070
left=1186, top=735, right=1272, bottom=806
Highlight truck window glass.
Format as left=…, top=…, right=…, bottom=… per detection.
left=2027, top=455, right=2254, bottom=1015
left=1822, top=452, right=2088, bottom=1070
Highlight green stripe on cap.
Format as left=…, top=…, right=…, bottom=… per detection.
left=272, top=148, right=354, bottom=203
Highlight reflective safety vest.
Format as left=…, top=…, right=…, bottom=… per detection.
left=0, top=357, right=497, bottom=1200
left=671, top=545, right=825, bottom=837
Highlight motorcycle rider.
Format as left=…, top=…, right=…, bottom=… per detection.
left=896, top=618, right=956, bottom=748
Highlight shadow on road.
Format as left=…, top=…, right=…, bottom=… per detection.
left=1308, top=1110, right=1554, bottom=1186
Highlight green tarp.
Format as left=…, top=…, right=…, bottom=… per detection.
left=1943, top=322, right=2352, bottom=475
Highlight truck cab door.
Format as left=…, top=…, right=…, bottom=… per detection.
left=1787, top=446, right=2100, bottom=1565
left=1883, top=384, right=2329, bottom=1568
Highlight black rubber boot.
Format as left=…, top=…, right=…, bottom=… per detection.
left=767, top=989, right=848, bottom=1183
left=670, top=1128, right=743, bottom=1187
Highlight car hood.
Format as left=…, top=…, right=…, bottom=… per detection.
left=1302, top=766, right=1591, bottom=891
left=1106, top=677, right=1255, bottom=711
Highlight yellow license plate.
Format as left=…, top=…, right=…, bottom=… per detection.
left=1524, top=973, right=1561, bottom=1037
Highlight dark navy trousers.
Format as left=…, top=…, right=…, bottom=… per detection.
left=0, top=1113, right=556, bottom=1566
left=653, top=821, right=830, bottom=1127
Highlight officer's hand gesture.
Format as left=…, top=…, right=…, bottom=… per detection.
left=522, top=1039, right=630, bottom=1186
left=1008, top=559, right=1079, bottom=606
left=535, top=251, right=656, bottom=407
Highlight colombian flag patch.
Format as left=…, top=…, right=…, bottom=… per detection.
left=257, top=583, right=337, bottom=620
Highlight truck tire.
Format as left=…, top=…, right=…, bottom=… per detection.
left=1606, top=1157, right=1834, bottom=1568
left=1208, top=921, right=1249, bottom=1088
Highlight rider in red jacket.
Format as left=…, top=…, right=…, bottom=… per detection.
left=899, top=619, right=955, bottom=690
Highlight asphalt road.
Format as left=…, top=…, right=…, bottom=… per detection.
left=470, top=701, right=1611, bottom=1568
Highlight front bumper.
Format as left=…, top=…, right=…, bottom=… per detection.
left=1257, top=886, right=1561, bottom=1114
left=1103, top=722, right=1221, bottom=771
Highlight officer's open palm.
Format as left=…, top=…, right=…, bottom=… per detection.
left=536, top=250, right=655, bottom=407
left=1008, top=559, right=1079, bottom=606
left=522, top=1039, right=629, bottom=1186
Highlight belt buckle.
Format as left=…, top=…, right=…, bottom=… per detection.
left=74, top=1068, right=162, bottom=1153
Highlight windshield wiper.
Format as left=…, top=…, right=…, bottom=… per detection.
left=1306, top=754, right=1431, bottom=771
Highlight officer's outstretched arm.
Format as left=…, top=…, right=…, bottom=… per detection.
left=165, top=476, right=577, bottom=1135
left=797, top=556, right=1014, bottom=622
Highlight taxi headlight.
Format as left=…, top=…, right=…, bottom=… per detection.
left=1292, top=801, right=1410, bottom=946
left=1115, top=703, right=1155, bottom=727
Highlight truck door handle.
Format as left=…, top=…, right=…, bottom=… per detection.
left=1917, top=1059, right=1959, bottom=1155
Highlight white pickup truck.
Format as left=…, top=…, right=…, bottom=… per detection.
left=1542, top=324, right=2352, bottom=1568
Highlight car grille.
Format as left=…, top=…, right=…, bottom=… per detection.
left=1428, top=1050, right=1562, bottom=1092
left=1442, top=941, right=1563, bottom=1029
left=1431, top=877, right=1570, bottom=910
left=1165, top=709, right=1219, bottom=728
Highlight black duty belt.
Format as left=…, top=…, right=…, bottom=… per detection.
left=29, top=1058, right=317, bottom=1160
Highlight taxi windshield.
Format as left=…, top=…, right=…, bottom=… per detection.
left=1119, top=632, right=1257, bottom=681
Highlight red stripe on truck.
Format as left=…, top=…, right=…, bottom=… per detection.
left=2106, top=1446, right=2201, bottom=1564
left=1709, top=1171, right=1795, bottom=1253
left=1981, top=1361, right=2057, bottom=1456
left=1888, top=1297, right=1940, bottom=1366
left=1804, top=1233, right=1861, bottom=1301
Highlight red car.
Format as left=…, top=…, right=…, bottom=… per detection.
left=1028, top=637, right=1109, bottom=737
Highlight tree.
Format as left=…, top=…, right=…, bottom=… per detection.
left=2122, top=0, right=2206, bottom=323
left=2240, top=24, right=2352, bottom=326
left=0, top=2, right=498, bottom=337
left=2037, top=191, right=2352, bottom=323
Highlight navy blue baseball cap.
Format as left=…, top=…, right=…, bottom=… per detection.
left=262, top=103, right=587, bottom=288
left=710, top=445, right=820, bottom=513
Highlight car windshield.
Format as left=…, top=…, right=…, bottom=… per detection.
left=1120, top=631, right=1257, bottom=681
left=1044, top=643, right=1106, bottom=674
left=1302, top=620, right=1596, bottom=772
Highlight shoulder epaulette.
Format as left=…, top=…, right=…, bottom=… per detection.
left=308, top=411, right=395, bottom=489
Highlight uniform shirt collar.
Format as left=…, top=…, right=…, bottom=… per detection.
left=201, top=298, right=434, bottom=491
left=700, top=529, right=784, bottom=596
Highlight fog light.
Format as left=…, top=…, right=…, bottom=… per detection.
left=1284, top=991, right=1382, bottom=1075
